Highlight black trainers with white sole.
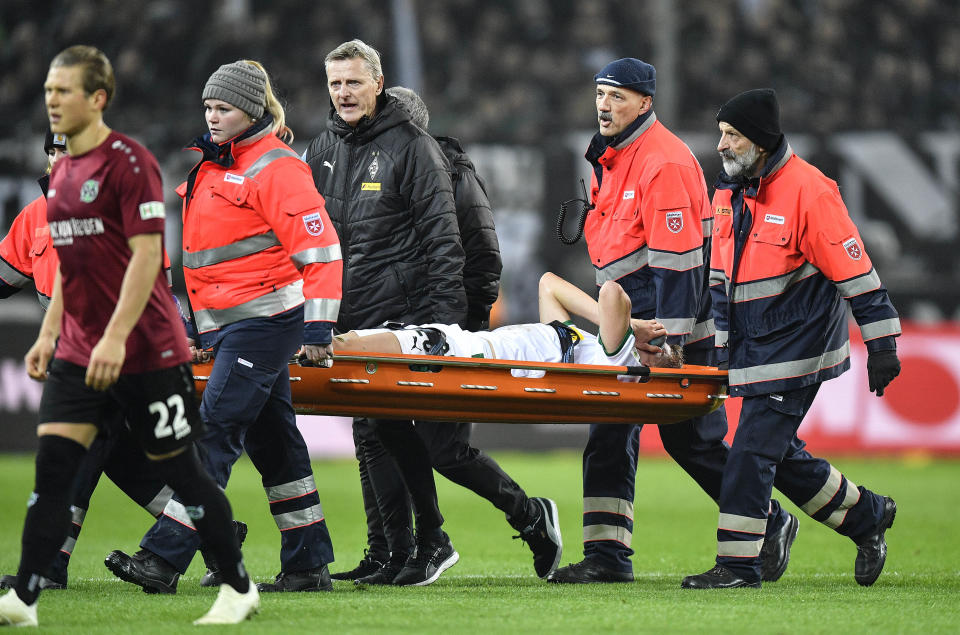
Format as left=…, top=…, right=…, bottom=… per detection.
left=515, top=497, right=563, bottom=578
left=392, top=531, right=459, bottom=587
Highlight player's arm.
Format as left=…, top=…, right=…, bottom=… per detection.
left=24, top=267, right=64, bottom=381
left=85, top=232, right=163, bottom=391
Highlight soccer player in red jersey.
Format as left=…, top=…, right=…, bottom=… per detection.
left=0, top=46, right=257, bottom=627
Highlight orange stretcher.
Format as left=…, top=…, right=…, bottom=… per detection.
left=193, top=353, right=728, bottom=425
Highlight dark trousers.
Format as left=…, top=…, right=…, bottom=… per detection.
left=580, top=346, right=788, bottom=572
left=141, top=310, right=334, bottom=574
left=353, top=417, right=533, bottom=558
left=718, top=383, right=887, bottom=582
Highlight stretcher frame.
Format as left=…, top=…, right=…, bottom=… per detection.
left=193, top=352, right=728, bottom=425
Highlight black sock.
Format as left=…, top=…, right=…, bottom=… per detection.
left=15, top=435, right=87, bottom=605
left=152, top=447, right=249, bottom=593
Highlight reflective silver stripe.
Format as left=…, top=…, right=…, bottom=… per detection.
left=305, top=297, right=340, bottom=322
left=145, top=485, right=175, bottom=517
left=659, top=317, right=696, bottom=336
left=183, top=231, right=281, bottom=269
left=689, top=318, right=715, bottom=343
left=70, top=506, right=86, bottom=527
left=729, top=341, right=849, bottom=386
left=264, top=476, right=317, bottom=503
left=823, top=479, right=861, bottom=529
left=161, top=499, right=197, bottom=530
left=290, top=244, right=342, bottom=269
left=702, top=217, right=714, bottom=235
left=0, top=259, right=31, bottom=287
left=583, top=524, right=633, bottom=546
left=60, top=536, right=77, bottom=555
left=38, top=293, right=51, bottom=310
left=732, top=262, right=820, bottom=303
left=244, top=148, right=300, bottom=179
left=195, top=280, right=304, bottom=333
left=274, top=503, right=325, bottom=531
left=717, top=538, right=763, bottom=557
left=801, top=465, right=843, bottom=515
left=715, top=329, right=728, bottom=347
left=595, top=248, right=648, bottom=285
left=860, top=317, right=902, bottom=341
left=718, top=512, right=767, bottom=535
left=709, top=268, right=726, bottom=287
left=583, top=496, right=634, bottom=520
left=648, top=248, right=703, bottom=272
left=835, top=269, right=881, bottom=297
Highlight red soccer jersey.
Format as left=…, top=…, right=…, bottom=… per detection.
left=47, top=131, right=189, bottom=373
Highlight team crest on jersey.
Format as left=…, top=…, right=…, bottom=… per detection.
left=666, top=211, right=683, bottom=233
left=80, top=179, right=100, bottom=203
left=303, top=212, right=324, bottom=236
left=843, top=237, right=863, bottom=260
left=367, top=154, right=380, bottom=180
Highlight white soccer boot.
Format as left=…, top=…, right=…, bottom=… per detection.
left=193, top=582, right=259, bottom=625
left=0, top=589, right=38, bottom=627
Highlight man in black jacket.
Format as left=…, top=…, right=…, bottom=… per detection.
left=303, top=41, right=561, bottom=586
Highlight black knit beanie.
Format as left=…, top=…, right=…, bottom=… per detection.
left=716, top=88, right=782, bottom=151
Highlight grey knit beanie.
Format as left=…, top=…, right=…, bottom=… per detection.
left=202, top=61, right=266, bottom=119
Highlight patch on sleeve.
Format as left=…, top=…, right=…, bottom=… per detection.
left=139, top=201, right=166, bottom=220
left=666, top=210, right=684, bottom=233
left=843, top=237, right=862, bottom=260
left=303, top=212, right=324, bottom=236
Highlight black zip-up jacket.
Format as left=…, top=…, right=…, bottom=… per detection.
left=435, top=135, right=502, bottom=331
left=303, top=94, right=466, bottom=331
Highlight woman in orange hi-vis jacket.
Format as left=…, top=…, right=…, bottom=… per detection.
left=105, top=60, right=344, bottom=595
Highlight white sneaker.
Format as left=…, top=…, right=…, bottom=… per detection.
left=0, top=589, right=38, bottom=627
left=193, top=582, right=259, bottom=625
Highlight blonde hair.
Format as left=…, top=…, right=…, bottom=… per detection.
left=242, top=60, right=293, bottom=143
left=50, top=45, right=115, bottom=110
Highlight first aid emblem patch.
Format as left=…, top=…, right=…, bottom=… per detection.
left=666, top=211, right=683, bottom=233
left=843, top=237, right=862, bottom=260
left=303, top=212, right=324, bottom=236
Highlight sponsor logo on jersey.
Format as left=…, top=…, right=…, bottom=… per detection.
left=303, top=211, right=324, bottom=236
left=49, top=217, right=105, bottom=246
left=623, top=190, right=635, bottom=200
left=79, top=179, right=100, bottom=203
left=224, top=172, right=245, bottom=184
left=666, top=210, right=684, bottom=233
left=843, top=237, right=863, bottom=260
left=139, top=201, right=165, bottom=220
left=715, top=206, right=732, bottom=216
left=764, top=213, right=785, bottom=225
left=361, top=182, right=381, bottom=191
left=48, top=189, right=56, bottom=198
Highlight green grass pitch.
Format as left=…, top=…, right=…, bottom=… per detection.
left=0, top=451, right=958, bottom=633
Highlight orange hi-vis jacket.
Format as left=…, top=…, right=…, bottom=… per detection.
left=179, top=128, right=342, bottom=346
left=583, top=112, right=715, bottom=348
left=0, top=191, right=58, bottom=307
left=710, top=143, right=901, bottom=397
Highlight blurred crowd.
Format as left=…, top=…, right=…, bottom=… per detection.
left=2, top=0, right=957, bottom=161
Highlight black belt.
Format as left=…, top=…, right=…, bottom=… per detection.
left=548, top=320, right=581, bottom=363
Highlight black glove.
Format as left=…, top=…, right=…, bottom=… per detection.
left=867, top=349, right=900, bottom=397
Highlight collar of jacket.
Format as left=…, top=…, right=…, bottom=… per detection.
left=188, top=114, right=275, bottom=170
left=37, top=173, right=50, bottom=197
left=584, top=109, right=656, bottom=166
left=327, top=92, right=410, bottom=144
left=715, top=137, right=794, bottom=199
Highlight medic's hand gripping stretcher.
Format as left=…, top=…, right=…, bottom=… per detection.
left=193, top=353, right=728, bottom=425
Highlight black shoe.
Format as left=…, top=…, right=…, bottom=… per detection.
left=200, top=520, right=249, bottom=587
left=681, top=565, right=761, bottom=589
left=855, top=496, right=897, bottom=587
left=353, top=559, right=406, bottom=586
left=256, top=565, right=332, bottom=592
left=0, top=574, right=66, bottom=591
left=515, top=497, right=563, bottom=578
left=546, top=559, right=634, bottom=584
left=330, top=550, right=387, bottom=581
left=104, top=549, right=179, bottom=594
left=760, top=512, right=798, bottom=582
left=392, top=531, right=459, bottom=587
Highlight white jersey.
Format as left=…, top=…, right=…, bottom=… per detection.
left=354, top=322, right=643, bottom=378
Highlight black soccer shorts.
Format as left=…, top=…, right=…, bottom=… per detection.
left=39, top=359, right=203, bottom=456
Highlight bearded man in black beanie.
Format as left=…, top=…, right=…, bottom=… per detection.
left=681, top=88, right=901, bottom=589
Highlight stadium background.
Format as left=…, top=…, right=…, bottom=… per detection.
left=2, top=0, right=959, bottom=455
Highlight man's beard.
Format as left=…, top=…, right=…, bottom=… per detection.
left=720, top=143, right=761, bottom=178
